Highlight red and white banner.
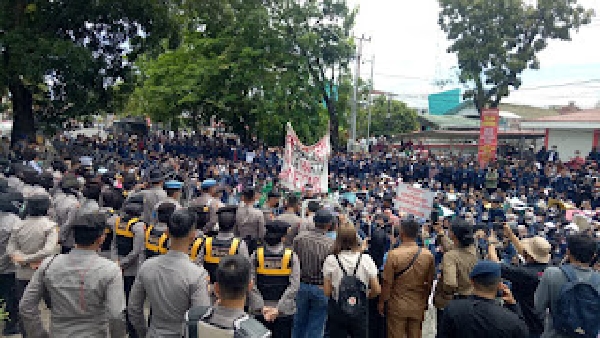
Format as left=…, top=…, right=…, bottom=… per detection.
left=478, top=108, right=500, bottom=167
left=280, top=123, right=331, bottom=193
left=395, top=183, right=436, bottom=220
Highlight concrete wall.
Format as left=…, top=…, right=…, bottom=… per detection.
left=547, top=129, right=594, bottom=161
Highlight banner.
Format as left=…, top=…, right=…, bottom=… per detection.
left=478, top=108, right=500, bottom=167
left=395, top=183, right=436, bottom=219
left=280, top=123, right=331, bottom=193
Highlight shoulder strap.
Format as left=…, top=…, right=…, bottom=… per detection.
left=256, top=247, right=265, bottom=269
left=335, top=254, right=349, bottom=276
left=234, top=314, right=272, bottom=338
left=43, top=254, right=59, bottom=280
left=394, top=248, right=422, bottom=280
left=230, top=238, right=241, bottom=255
left=282, top=249, right=293, bottom=270
left=352, top=254, right=363, bottom=276
left=559, top=264, right=578, bottom=283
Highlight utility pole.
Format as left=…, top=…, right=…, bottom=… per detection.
left=349, top=34, right=371, bottom=152
left=366, top=55, right=374, bottom=141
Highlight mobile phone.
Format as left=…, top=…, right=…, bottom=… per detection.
left=497, top=280, right=512, bottom=298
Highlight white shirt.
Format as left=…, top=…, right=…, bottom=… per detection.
left=322, top=251, right=378, bottom=300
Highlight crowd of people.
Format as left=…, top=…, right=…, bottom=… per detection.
left=0, top=128, right=598, bottom=338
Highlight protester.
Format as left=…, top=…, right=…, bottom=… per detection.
left=323, top=225, right=380, bottom=338
left=292, top=209, right=335, bottom=338
left=19, top=212, right=126, bottom=337
left=379, top=219, right=435, bottom=338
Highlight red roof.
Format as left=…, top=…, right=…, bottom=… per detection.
left=523, top=109, right=600, bottom=122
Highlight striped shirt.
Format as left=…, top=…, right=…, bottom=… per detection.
left=293, top=228, right=334, bottom=285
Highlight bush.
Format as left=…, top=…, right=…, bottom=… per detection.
left=0, top=299, right=8, bottom=321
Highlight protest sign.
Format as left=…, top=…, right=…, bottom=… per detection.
left=478, top=108, right=499, bottom=167
left=279, top=123, right=330, bottom=193
left=395, top=183, right=436, bottom=219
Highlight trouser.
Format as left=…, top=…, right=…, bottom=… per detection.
left=292, top=283, right=328, bottom=338
left=327, top=300, right=367, bottom=338
left=61, top=246, right=72, bottom=255
left=368, top=295, right=386, bottom=338
left=123, top=275, right=138, bottom=338
left=387, top=315, right=423, bottom=338
left=16, top=278, right=29, bottom=337
left=435, top=308, right=444, bottom=338
left=257, top=314, right=293, bottom=338
left=0, top=273, right=18, bottom=330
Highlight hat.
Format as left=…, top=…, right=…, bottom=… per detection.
left=164, top=180, right=183, bottom=190
left=80, top=156, right=93, bottom=167
left=147, top=169, right=165, bottom=183
left=314, top=209, right=334, bottom=224
left=97, top=167, right=108, bottom=175
left=520, top=236, right=551, bottom=264
left=266, top=220, right=290, bottom=235
left=217, top=205, right=237, bottom=215
left=469, top=260, right=501, bottom=280
left=201, top=179, right=217, bottom=189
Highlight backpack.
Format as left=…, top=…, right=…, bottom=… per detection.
left=335, top=254, right=367, bottom=319
left=552, top=265, right=600, bottom=338
left=184, top=306, right=271, bottom=338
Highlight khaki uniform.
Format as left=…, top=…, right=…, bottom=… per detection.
left=191, top=193, right=222, bottom=233
left=128, top=251, right=211, bottom=338
left=137, top=187, right=169, bottom=224
left=7, top=216, right=58, bottom=281
left=277, top=212, right=307, bottom=245
left=59, top=198, right=99, bottom=250
left=434, top=245, right=478, bottom=309
left=19, top=249, right=127, bottom=338
left=234, top=202, right=266, bottom=244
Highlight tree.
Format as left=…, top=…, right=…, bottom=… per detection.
left=357, top=95, right=419, bottom=138
left=0, top=0, right=173, bottom=144
left=438, top=0, right=594, bottom=114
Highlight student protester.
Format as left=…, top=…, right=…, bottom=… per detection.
left=323, top=225, right=380, bottom=338
left=249, top=220, right=300, bottom=338
left=488, top=222, right=551, bottom=338
left=379, top=219, right=435, bottom=338
left=19, top=212, right=126, bottom=338
left=535, top=234, right=600, bottom=338
left=292, top=209, right=336, bottom=338
left=439, top=260, right=528, bottom=338
left=184, top=255, right=271, bottom=337
left=128, top=209, right=210, bottom=337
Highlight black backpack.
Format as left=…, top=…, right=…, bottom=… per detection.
left=335, top=254, right=367, bottom=319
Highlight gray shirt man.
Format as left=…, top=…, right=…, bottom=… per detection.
left=7, top=216, right=58, bottom=280
left=248, top=243, right=300, bottom=317
left=0, top=212, right=21, bottom=274
left=194, top=231, right=250, bottom=266
left=535, top=265, right=600, bottom=338
left=277, top=212, right=308, bottom=245
left=112, top=219, right=146, bottom=277
left=19, top=249, right=127, bottom=338
left=137, top=186, right=168, bottom=224
left=128, top=251, right=211, bottom=338
left=235, top=202, right=266, bottom=240
left=59, top=198, right=99, bottom=249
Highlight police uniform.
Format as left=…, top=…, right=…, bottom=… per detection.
left=235, top=201, right=266, bottom=254
left=197, top=231, right=250, bottom=282
left=0, top=192, right=23, bottom=334
left=277, top=212, right=307, bottom=246
left=136, top=171, right=169, bottom=224
left=163, top=180, right=184, bottom=208
left=191, top=179, right=223, bottom=234
left=184, top=305, right=272, bottom=338
left=128, top=250, right=211, bottom=338
left=145, top=200, right=178, bottom=259
left=19, top=249, right=127, bottom=338
left=249, top=243, right=300, bottom=338
left=98, top=208, right=118, bottom=260
left=59, top=196, right=99, bottom=253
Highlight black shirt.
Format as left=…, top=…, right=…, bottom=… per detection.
left=501, top=262, right=547, bottom=334
left=439, top=295, right=529, bottom=338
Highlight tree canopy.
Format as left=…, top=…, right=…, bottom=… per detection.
left=438, top=0, right=594, bottom=113
left=356, top=95, right=419, bottom=138
left=0, top=0, right=173, bottom=142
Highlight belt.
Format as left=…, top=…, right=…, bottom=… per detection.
left=453, top=294, right=469, bottom=300
left=301, top=279, right=323, bottom=286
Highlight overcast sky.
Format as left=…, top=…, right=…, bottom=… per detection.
left=347, top=0, right=600, bottom=109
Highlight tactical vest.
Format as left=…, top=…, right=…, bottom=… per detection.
left=255, top=247, right=293, bottom=301
left=100, top=211, right=117, bottom=252
left=115, top=217, right=140, bottom=256
left=189, top=236, right=205, bottom=262
left=145, top=224, right=169, bottom=258
left=203, top=237, right=240, bottom=282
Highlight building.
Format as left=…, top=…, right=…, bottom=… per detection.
left=521, top=109, right=600, bottom=161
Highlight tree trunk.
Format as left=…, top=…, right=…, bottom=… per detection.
left=9, top=80, right=35, bottom=147
left=327, top=98, right=339, bottom=151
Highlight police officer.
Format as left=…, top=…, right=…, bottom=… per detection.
left=60, top=179, right=101, bottom=255
left=134, top=168, right=168, bottom=224
left=164, top=179, right=184, bottom=207
left=184, top=255, right=271, bottom=338
left=197, top=206, right=249, bottom=284
left=19, top=211, right=127, bottom=337
left=128, top=209, right=211, bottom=337
left=145, top=200, right=178, bottom=259
left=113, top=201, right=146, bottom=338
left=438, top=260, right=528, bottom=338
left=98, top=188, right=124, bottom=260
left=0, top=190, right=23, bottom=335
left=262, top=191, right=282, bottom=222
left=54, top=175, right=81, bottom=254
left=7, top=194, right=58, bottom=337
left=191, top=179, right=223, bottom=234
left=277, top=195, right=307, bottom=245
left=235, top=187, right=266, bottom=254
left=249, top=220, right=300, bottom=338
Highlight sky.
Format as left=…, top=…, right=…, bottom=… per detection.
left=347, top=0, right=600, bottom=109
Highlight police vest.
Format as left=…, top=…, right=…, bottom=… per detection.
left=100, top=210, right=117, bottom=252
left=184, top=306, right=271, bottom=338
left=203, top=237, right=241, bottom=282
left=145, top=224, right=169, bottom=258
left=115, top=217, right=140, bottom=256
left=255, top=247, right=293, bottom=301
left=189, top=236, right=205, bottom=262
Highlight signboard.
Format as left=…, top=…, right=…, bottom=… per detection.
left=280, top=123, right=330, bottom=193
left=395, top=183, right=436, bottom=219
left=478, top=108, right=500, bottom=167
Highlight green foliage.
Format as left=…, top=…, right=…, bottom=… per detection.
left=438, top=0, right=594, bottom=112
left=0, top=299, right=8, bottom=321
left=127, top=0, right=356, bottom=147
left=357, top=95, right=419, bottom=138
left=0, top=0, right=174, bottom=140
